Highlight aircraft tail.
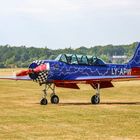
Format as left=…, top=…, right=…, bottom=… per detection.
left=128, top=42, right=140, bottom=67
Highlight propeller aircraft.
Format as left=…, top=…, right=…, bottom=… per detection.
left=1, top=43, right=140, bottom=105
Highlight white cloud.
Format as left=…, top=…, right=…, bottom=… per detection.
left=0, top=0, right=139, bottom=23
left=0, top=0, right=140, bottom=48
left=1, top=0, right=140, bottom=16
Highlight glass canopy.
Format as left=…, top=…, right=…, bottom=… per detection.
left=55, top=54, right=106, bottom=66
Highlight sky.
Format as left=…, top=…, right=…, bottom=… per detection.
left=0, top=0, right=140, bottom=49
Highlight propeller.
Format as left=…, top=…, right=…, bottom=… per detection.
left=16, top=64, right=49, bottom=76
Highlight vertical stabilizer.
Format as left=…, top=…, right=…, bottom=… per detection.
left=128, top=42, right=140, bottom=67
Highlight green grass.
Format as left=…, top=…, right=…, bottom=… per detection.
left=0, top=69, right=140, bottom=140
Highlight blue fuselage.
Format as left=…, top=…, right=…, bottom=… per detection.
left=44, top=60, right=130, bottom=81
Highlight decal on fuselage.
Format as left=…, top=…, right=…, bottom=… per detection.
left=111, top=67, right=128, bottom=75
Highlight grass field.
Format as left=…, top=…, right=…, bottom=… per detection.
left=0, top=69, right=140, bottom=140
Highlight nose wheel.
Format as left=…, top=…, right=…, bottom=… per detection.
left=40, top=98, right=48, bottom=105
left=40, top=83, right=59, bottom=105
left=51, top=95, right=59, bottom=104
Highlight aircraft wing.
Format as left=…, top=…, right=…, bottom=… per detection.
left=74, top=75, right=139, bottom=82
left=0, top=75, right=31, bottom=80
left=54, top=75, right=140, bottom=89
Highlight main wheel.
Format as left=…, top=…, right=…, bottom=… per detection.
left=91, top=95, right=100, bottom=104
left=40, top=98, right=48, bottom=105
left=51, top=95, right=59, bottom=104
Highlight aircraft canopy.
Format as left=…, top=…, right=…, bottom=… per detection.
left=55, top=54, right=106, bottom=66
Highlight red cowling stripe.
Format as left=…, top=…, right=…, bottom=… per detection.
left=16, top=64, right=48, bottom=76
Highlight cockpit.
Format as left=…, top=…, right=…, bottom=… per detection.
left=55, top=54, right=106, bottom=66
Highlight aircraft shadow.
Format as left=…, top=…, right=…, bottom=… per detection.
left=35, top=102, right=140, bottom=106
left=58, top=102, right=140, bottom=106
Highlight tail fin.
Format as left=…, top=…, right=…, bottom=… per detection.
left=128, top=42, right=140, bottom=67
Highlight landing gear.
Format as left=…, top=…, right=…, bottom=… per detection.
left=91, top=83, right=100, bottom=104
left=40, top=83, right=59, bottom=105
left=51, top=95, right=59, bottom=104
left=91, top=95, right=100, bottom=104
left=40, top=98, right=48, bottom=105
left=40, top=82, right=101, bottom=105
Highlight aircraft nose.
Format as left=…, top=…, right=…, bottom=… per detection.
left=16, top=63, right=50, bottom=77
left=28, top=61, right=50, bottom=84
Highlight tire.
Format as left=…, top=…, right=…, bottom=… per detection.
left=51, top=95, right=59, bottom=104
left=40, top=98, right=48, bottom=105
left=91, top=95, right=100, bottom=104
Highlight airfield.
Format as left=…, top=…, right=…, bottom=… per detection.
left=0, top=69, right=140, bottom=140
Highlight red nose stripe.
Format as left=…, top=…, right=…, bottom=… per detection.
left=33, top=64, right=47, bottom=73
left=16, top=64, right=48, bottom=76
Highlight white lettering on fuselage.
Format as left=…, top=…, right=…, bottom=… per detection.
left=111, top=68, right=127, bottom=75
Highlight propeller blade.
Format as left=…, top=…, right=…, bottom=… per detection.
left=16, top=69, right=32, bottom=76
left=16, top=64, right=49, bottom=76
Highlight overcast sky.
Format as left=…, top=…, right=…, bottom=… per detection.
left=0, top=0, right=140, bottom=49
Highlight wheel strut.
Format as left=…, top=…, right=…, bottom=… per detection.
left=40, top=83, right=59, bottom=105
left=40, top=84, right=48, bottom=105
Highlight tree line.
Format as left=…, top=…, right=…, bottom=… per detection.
left=0, top=42, right=138, bottom=68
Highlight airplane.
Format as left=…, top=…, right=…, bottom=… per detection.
left=1, top=42, right=140, bottom=105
